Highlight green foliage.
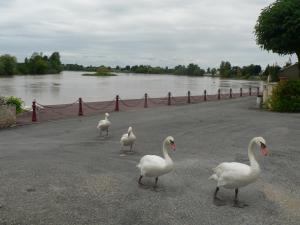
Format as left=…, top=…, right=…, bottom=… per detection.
left=0, top=52, right=62, bottom=76
left=25, top=52, right=62, bottom=74
left=262, top=64, right=282, bottom=82
left=4, top=96, right=24, bottom=114
left=219, top=61, right=232, bottom=78
left=269, top=80, right=300, bottom=112
left=255, top=0, right=300, bottom=76
left=0, top=54, right=18, bottom=75
left=219, top=61, right=262, bottom=79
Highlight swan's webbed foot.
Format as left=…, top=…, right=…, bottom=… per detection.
left=213, top=197, right=226, bottom=206
left=233, top=200, right=248, bottom=208
left=213, top=187, right=226, bottom=206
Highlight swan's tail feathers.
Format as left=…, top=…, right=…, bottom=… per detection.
left=209, top=174, right=218, bottom=181
left=136, top=163, right=141, bottom=169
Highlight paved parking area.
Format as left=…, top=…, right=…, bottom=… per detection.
left=0, top=97, right=299, bottom=225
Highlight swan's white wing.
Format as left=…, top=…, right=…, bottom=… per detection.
left=138, top=155, right=166, bottom=177
left=214, top=162, right=250, bottom=175
left=97, top=119, right=105, bottom=128
left=213, top=162, right=252, bottom=188
left=120, top=133, right=129, bottom=144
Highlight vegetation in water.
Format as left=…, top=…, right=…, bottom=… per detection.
left=0, top=52, right=62, bottom=76
left=82, top=66, right=117, bottom=76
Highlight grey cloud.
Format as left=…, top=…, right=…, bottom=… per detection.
left=0, top=0, right=296, bottom=68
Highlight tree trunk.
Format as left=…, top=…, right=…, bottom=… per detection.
left=296, top=51, right=300, bottom=79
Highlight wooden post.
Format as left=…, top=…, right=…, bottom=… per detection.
left=32, top=100, right=37, bottom=122
left=204, top=90, right=207, bottom=101
left=218, top=89, right=220, bottom=100
left=187, top=91, right=191, bottom=103
left=115, top=95, right=119, bottom=111
left=230, top=88, right=232, bottom=98
left=240, top=88, right=242, bottom=97
left=144, top=93, right=148, bottom=108
left=168, top=92, right=171, bottom=105
left=78, top=98, right=83, bottom=116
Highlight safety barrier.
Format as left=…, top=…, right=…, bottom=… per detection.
left=16, top=87, right=261, bottom=124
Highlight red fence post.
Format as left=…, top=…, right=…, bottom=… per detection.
left=249, top=87, right=252, bottom=96
left=32, top=100, right=37, bottom=122
left=257, top=87, right=260, bottom=96
left=230, top=88, right=232, bottom=98
left=168, top=92, right=171, bottom=105
left=187, top=91, right=191, bottom=103
left=204, top=90, right=207, bottom=101
left=240, top=88, right=242, bottom=97
left=115, top=95, right=119, bottom=111
left=218, top=89, right=220, bottom=100
left=78, top=98, right=83, bottom=116
left=144, top=93, right=148, bottom=108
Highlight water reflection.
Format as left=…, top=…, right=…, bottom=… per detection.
left=0, top=71, right=264, bottom=105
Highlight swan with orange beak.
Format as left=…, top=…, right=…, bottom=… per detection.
left=209, top=137, right=269, bottom=207
left=137, top=136, right=176, bottom=187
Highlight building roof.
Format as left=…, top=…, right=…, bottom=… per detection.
left=278, top=63, right=299, bottom=80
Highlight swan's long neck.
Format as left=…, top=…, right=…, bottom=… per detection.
left=163, top=141, right=172, bottom=163
left=248, top=138, right=260, bottom=171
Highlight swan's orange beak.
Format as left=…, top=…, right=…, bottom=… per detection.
left=171, top=143, right=176, bottom=151
left=261, top=147, right=269, bottom=156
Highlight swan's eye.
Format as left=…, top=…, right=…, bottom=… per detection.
left=260, top=142, right=266, bottom=148
left=170, top=140, right=174, bottom=144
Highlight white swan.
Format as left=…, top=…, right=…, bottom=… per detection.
left=209, top=137, right=269, bottom=207
left=137, top=136, right=176, bottom=187
left=96, top=113, right=111, bottom=136
left=120, top=126, right=136, bottom=151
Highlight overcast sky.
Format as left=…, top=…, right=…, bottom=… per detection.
left=0, top=0, right=296, bottom=68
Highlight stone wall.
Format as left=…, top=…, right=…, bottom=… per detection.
left=0, top=105, right=16, bottom=128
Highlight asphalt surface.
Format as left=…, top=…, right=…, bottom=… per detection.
left=0, top=97, right=300, bottom=225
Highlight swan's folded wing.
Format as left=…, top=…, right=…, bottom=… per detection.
left=215, top=162, right=250, bottom=175
left=215, top=162, right=252, bottom=186
left=139, top=155, right=166, bottom=170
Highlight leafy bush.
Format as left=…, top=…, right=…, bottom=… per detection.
left=0, top=96, right=6, bottom=105
left=269, top=81, right=300, bottom=112
left=5, top=96, right=24, bottom=114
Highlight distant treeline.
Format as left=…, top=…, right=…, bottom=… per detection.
left=1, top=51, right=285, bottom=81
left=0, top=52, right=62, bottom=76
left=63, top=63, right=207, bottom=76
left=62, top=64, right=98, bottom=72
left=64, top=61, right=284, bottom=80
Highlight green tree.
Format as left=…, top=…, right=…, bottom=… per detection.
left=211, top=68, right=217, bottom=76
left=49, top=52, right=62, bottom=73
left=219, top=61, right=232, bottom=78
left=255, top=0, right=300, bottom=77
left=262, top=64, right=281, bottom=82
left=0, top=54, right=18, bottom=75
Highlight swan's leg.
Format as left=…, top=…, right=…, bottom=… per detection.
left=233, top=188, right=248, bottom=208
left=138, top=175, right=143, bottom=185
left=213, top=187, right=226, bottom=206
left=106, top=128, right=109, bottom=136
left=214, top=187, right=219, bottom=198
left=153, top=177, right=158, bottom=188
left=130, top=143, right=133, bottom=151
left=99, top=129, right=102, bottom=136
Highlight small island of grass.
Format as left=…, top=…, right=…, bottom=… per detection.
left=82, top=67, right=117, bottom=77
